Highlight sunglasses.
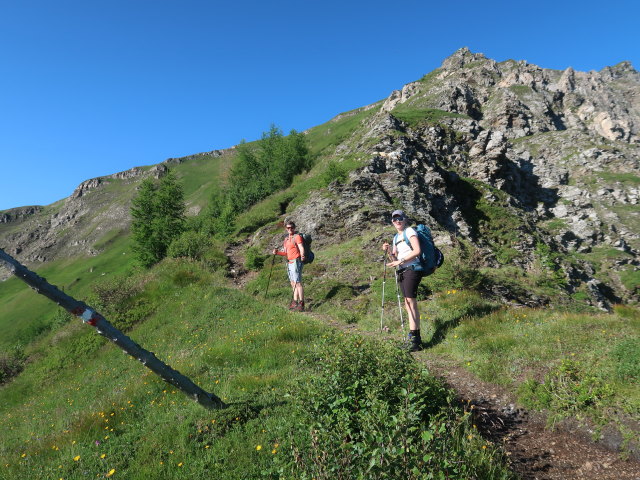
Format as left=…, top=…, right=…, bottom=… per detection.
left=392, top=217, right=404, bottom=222
left=285, top=226, right=294, bottom=229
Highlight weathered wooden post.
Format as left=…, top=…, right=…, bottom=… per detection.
left=0, top=248, right=227, bottom=410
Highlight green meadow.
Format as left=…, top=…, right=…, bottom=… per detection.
left=0, top=259, right=515, bottom=479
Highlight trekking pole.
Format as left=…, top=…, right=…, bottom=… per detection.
left=380, top=251, right=388, bottom=332
left=394, top=268, right=407, bottom=344
left=264, top=253, right=277, bottom=299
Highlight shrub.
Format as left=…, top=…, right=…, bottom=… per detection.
left=201, top=245, right=229, bottom=271
left=322, top=159, right=349, bottom=185
left=269, top=335, right=514, bottom=479
left=426, top=240, right=485, bottom=292
left=244, top=246, right=267, bottom=271
left=0, top=345, right=26, bottom=385
left=91, top=276, right=154, bottom=332
left=167, top=231, right=212, bottom=260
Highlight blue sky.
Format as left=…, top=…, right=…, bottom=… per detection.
left=1, top=0, right=638, bottom=211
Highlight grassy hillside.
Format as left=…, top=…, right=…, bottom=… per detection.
left=0, top=150, right=232, bottom=350
left=0, top=259, right=515, bottom=479
left=0, top=236, right=134, bottom=350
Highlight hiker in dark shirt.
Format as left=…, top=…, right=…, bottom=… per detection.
left=382, top=210, right=424, bottom=351
left=273, top=221, right=306, bottom=311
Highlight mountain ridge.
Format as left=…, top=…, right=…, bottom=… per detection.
left=2, top=48, right=639, bottom=309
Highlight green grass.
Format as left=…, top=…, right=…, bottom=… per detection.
left=305, top=106, right=379, bottom=156
left=0, top=260, right=323, bottom=479
left=508, top=85, right=532, bottom=96
left=0, top=235, right=135, bottom=350
left=171, top=151, right=232, bottom=211
left=421, top=293, right=640, bottom=446
left=453, top=178, right=531, bottom=265
left=0, top=259, right=514, bottom=479
left=392, top=107, right=470, bottom=127
left=596, top=172, right=640, bottom=185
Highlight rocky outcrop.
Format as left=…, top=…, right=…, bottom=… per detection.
left=0, top=206, right=43, bottom=224
left=72, top=165, right=167, bottom=199
left=287, top=48, right=640, bottom=309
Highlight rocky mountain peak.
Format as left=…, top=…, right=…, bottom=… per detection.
left=289, top=49, right=640, bottom=309
left=440, top=47, right=489, bottom=70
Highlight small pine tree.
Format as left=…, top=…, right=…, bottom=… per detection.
left=131, top=171, right=186, bottom=267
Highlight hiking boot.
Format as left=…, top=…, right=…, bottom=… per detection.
left=289, top=300, right=298, bottom=310
left=295, top=300, right=305, bottom=312
left=408, top=332, right=423, bottom=352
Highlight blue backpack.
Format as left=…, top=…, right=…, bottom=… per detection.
left=299, top=233, right=315, bottom=264
left=395, top=224, right=444, bottom=275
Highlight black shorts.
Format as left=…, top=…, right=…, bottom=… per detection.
left=397, top=268, right=423, bottom=299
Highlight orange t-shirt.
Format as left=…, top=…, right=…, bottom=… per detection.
left=277, top=234, right=303, bottom=261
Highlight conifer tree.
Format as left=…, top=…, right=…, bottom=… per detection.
left=201, top=124, right=310, bottom=237
left=131, top=171, right=185, bottom=267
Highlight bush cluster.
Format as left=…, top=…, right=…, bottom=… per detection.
left=0, top=345, right=26, bottom=385
left=167, top=231, right=211, bottom=260
left=91, top=275, right=154, bottom=332
left=269, top=335, right=513, bottom=479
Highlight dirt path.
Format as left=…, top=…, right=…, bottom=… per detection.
left=225, top=245, right=640, bottom=480
left=419, top=355, right=640, bottom=480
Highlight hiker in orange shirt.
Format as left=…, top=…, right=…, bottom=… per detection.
left=273, top=220, right=306, bottom=311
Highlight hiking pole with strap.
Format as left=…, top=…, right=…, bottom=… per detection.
left=380, top=251, right=388, bottom=332
left=264, top=253, right=277, bottom=299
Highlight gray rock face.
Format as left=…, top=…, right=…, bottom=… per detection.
left=0, top=206, right=43, bottom=224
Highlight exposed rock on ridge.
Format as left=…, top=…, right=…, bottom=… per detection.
left=289, top=48, right=640, bottom=308
left=0, top=165, right=168, bottom=271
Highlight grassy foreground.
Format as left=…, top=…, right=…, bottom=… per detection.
left=420, top=290, right=640, bottom=452
left=0, top=259, right=514, bottom=479
left=243, top=232, right=640, bottom=457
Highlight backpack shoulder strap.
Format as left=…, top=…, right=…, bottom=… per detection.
left=402, top=230, right=414, bottom=251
